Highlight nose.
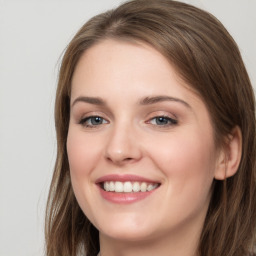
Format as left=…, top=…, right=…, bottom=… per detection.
left=104, top=123, right=142, bottom=165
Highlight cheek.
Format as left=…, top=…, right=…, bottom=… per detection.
left=66, top=129, right=102, bottom=221
left=148, top=129, right=216, bottom=198
left=66, top=130, right=100, bottom=204
left=66, top=129, right=101, bottom=177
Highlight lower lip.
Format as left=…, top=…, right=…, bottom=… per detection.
left=98, top=187, right=157, bottom=204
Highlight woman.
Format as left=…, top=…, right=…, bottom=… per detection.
left=45, top=0, right=256, bottom=255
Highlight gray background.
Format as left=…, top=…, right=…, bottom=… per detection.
left=0, top=0, right=255, bottom=255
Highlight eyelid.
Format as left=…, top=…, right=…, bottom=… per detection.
left=79, top=115, right=107, bottom=123
left=77, top=111, right=108, bottom=122
left=78, top=113, right=109, bottom=128
left=146, top=111, right=177, bottom=120
left=147, top=116, right=177, bottom=124
left=145, top=112, right=178, bottom=127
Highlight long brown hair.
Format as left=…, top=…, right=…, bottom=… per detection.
left=45, top=1, right=256, bottom=255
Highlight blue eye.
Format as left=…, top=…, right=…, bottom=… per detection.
left=79, top=116, right=108, bottom=127
left=150, top=116, right=177, bottom=126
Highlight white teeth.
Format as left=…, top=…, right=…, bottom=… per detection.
left=140, top=182, right=147, bottom=192
left=102, top=181, right=159, bottom=193
left=115, top=181, right=123, bottom=192
left=147, top=184, right=158, bottom=191
left=109, top=181, right=115, bottom=191
left=123, top=181, right=133, bottom=192
left=104, top=182, right=110, bottom=191
left=132, top=182, right=140, bottom=192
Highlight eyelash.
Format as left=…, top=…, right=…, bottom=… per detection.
left=79, top=116, right=108, bottom=128
left=147, top=115, right=178, bottom=127
left=79, top=115, right=178, bottom=128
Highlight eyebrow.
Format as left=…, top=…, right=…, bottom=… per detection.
left=138, top=95, right=191, bottom=108
left=71, top=95, right=191, bottom=108
left=71, top=96, right=106, bottom=107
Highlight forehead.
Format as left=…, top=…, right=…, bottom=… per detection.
left=71, top=39, right=195, bottom=101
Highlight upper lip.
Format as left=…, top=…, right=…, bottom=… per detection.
left=95, top=174, right=161, bottom=184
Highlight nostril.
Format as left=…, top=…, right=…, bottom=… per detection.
left=106, top=156, right=134, bottom=164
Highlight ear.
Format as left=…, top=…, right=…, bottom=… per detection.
left=214, top=126, right=242, bottom=180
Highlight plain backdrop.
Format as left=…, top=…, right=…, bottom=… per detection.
left=0, top=0, right=255, bottom=255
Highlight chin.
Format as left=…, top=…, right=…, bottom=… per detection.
left=96, top=214, right=157, bottom=242
left=100, top=226, right=155, bottom=242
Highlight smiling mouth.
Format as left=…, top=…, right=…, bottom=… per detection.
left=100, top=181, right=160, bottom=193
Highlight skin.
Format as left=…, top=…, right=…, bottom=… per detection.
left=67, top=39, right=241, bottom=256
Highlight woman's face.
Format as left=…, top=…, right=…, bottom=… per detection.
left=67, top=39, right=220, bottom=243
